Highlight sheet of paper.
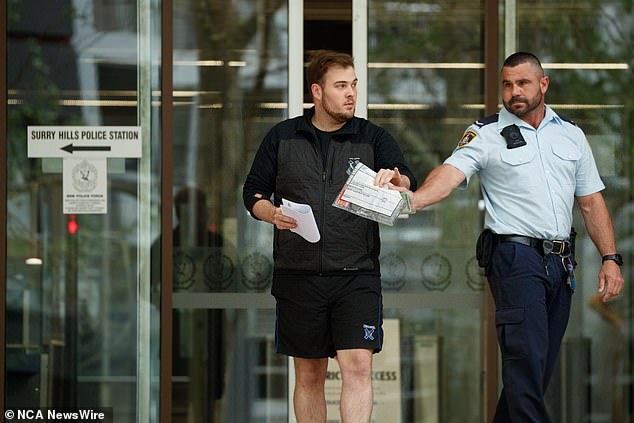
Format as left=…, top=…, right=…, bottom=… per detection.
left=340, top=164, right=403, bottom=216
left=281, top=198, right=320, bottom=243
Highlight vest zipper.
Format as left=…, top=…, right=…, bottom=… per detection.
left=318, top=167, right=326, bottom=275
left=319, top=145, right=336, bottom=274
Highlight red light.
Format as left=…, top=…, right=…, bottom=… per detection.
left=67, top=214, right=78, bottom=235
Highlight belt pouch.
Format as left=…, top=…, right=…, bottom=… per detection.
left=476, top=229, right=495, bottom=268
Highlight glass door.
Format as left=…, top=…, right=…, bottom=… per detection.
left=169, top=0, right=289, bottom=421
left=362, top=1, right=488, bottom=421
left=5, top=0, right=161, bottom=421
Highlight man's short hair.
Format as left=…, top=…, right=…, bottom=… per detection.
left=305, top=50, right=354, bottom=90
left=503, top=52, right=544, bottom=73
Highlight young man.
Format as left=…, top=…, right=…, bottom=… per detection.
left=396, top=52, right=624, bottom=422
left=243, top=50, right=416, bottom=423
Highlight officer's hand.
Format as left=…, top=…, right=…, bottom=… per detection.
left=271, top=206, right=297, bottom=231
left=383, top=187, right=417, bottom=214
left=375, top=167, right=402, bottom=187
left=598, top=261, right=624, bottom=302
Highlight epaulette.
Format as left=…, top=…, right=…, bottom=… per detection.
left=473, top=113, right=499, bottom=128
left=557, top=114, right=578, bottom=126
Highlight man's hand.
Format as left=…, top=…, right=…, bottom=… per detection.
left=252, top=199, right=297, bottom=230
left=374, top=167, right=404, bottom=188
left=597, top=261, right=624, bottom=302
left=271, top=206, right=297, bottom=230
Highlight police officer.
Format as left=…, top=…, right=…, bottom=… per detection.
left=397, top=52, right=624, bottom=422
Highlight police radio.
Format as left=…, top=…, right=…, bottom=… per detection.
left=500, top=124, right=527, bottom=149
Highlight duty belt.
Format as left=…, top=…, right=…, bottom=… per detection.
left=498, top=234, right=571, bottom=256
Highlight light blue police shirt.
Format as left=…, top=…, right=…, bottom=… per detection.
left=445, top=105, right=605, bottom=240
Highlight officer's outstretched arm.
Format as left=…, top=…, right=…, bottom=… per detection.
left=408, top=164, right=465, bottom=212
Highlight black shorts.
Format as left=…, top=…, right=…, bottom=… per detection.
left=271, top=274, right=383, bottom=358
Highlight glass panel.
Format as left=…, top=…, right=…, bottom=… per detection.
left=5, top=0, right=161, bottom=422
left=170, top=0, right=288, bottom=421
left=510, top=1, right=633, bottom=421
left=368, top=1, right=485, bottom=421
left=171, top=309, right=286, bottom=422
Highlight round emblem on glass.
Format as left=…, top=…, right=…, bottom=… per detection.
left=173, top=250, right=195, bottom=290
left=420, top=253, right=452, bottom=291
left=241, top=252, right=272, bottom=290
left=381, top=253, right=407, bottom=291
left=465, top=256, right=486, bottom=291
left=203, top=248, right=235, bottom=291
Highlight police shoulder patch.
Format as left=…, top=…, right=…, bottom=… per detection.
left=457, top=129, right=478, bottom=148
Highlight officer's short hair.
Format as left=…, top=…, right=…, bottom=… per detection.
left=503, top=52, right=544, bottom=73
left=306, top=50, right=355, bottom=93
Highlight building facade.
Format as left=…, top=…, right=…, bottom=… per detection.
left=1, top=1, right=632, bottom=422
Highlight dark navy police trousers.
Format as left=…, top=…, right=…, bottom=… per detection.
left=487, top=241, right=573, bottom=423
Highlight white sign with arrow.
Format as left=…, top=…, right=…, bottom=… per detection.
left=27, top=125, right=142, bottom=214
left=27, top=126, right=142, bottom=158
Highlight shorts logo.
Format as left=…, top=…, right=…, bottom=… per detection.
left=363, top=324, right=376, bottom=341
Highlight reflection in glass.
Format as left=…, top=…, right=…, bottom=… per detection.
left=368, top=1, right=485, bottom=421
left=511, top=1, right=633, bottom=421
left=170, top=0, right=288, bottom=421
left=6, top=0, right=160, bottom=422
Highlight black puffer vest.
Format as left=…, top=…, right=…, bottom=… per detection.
left=273, top=115, right=380, bottom=275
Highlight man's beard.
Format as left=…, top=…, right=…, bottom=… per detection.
left=322, top=96, right=354, bottom=123
left=504, top=92, right=542, bottom=118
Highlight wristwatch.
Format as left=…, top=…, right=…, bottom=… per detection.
left=602, top=253, right=623, bottom=266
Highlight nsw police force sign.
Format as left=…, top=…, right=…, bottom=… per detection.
left=27, top=126, right=142, bottom=158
